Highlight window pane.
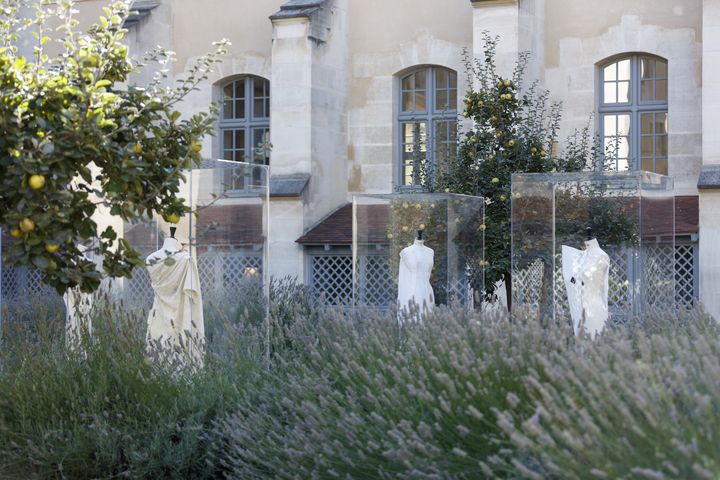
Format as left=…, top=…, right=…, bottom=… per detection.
left=656, top=59, right=668, bottom=77
left=656, top=136, right=668, bottom=156
left=641, top=58, right=653, bottom=79
left=604, top=63, right=617, bottom=81
left=655, top=157, right=668, bottom=175
left=604, top=115, right=617, bottom=135
left=402, top=92, right=413, bottom=112
left=617, top=158, right=629, bottom=171
left=617, top=81, right=630, bottom=102
left=234, top=149, right=245, bottom=162
left=655, top=113, right=668, bottom=134
left=253, top=99, right=265, bottom=119
left=235, top=130, right=245, bottom=158
left=641, top=158, right=654, bottom=172
left=223, top=149, right=233, bottom=161
left=617, top=114, right=630, bottom=135
left=223, top=100, right=233, bottom=120
left=617, top=137, right=629, bottom=158
left=238, top=99, right=247, bottom=118
left=436, top=70, right=448, bottom=89
left=448, top=88, right=457, bottom=110
left=254, top=79, right=265, bottom=98
left=641, top=113, right=654, bottom=134
left=641, top=136, right=653, bottom=156
left=235, top=79, right=245, bottom=99
left=604, top=82, right=617, bottom=103
left=415, top=91, right=426, bottom=112
left=402, top=75, right=413, bottom=91
left=641, top=80, right=654, bottom=102
left=415, top=70, right=427, bottom=90
left=655, top=79, right=668, bottom=101
left=448, top=71, right=457, bottom=89
left=223, top=129, right=234, bottom=149
left=617, top=59, right=631, bottom=81
left=436, top=90, right=448, bottom=110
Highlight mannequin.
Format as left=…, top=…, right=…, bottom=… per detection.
left=64, top=245, right=96, bottom=349
left=561, top=228, right=610, bottom=338
left=397, top=230, right=435, bottom=320
left=145, top=227, right=205, bottom=367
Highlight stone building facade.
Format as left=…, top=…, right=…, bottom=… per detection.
left=55, top=0, right=718, bottom=316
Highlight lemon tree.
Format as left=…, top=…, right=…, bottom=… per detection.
left=0, top=0, right=228, bottom=293
left=434, top=34, right=596, bottom=306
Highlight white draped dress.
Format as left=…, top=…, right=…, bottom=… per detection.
left=562, top=238, right=610, bottom=338
left=397, top=239, right=435, bottom=318
left=146, top=249, right=205, bottom=366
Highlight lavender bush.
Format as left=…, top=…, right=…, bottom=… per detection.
left=1, top=283, right=718, bottom=479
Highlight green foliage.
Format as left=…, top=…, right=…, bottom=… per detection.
left=434, top=34, right=595, bottom=301
left=0, top=0, right=228, bottom=294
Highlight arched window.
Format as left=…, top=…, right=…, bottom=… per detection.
left=219, top=76, right=270, bottom=190
left=599, top=55, right=668, bottom=174
left=398, top=66, right=457, bottom=187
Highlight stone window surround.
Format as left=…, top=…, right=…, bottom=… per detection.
left=396, top=65, right=458, bottom=188
left=598, top=53, right=668, bottom=174
left=216, top=75, right=271, bottom=193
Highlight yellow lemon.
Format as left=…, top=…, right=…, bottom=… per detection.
left=166, top=213, right=180, bottom=224
left=9, top=228, right=21, bottom=238
left=190, top=141, right=202, bottom=153
left=132, top=143, right=143, bottom=154
left=45, top=243, right=60, bottom=253
left=28, top=174, right=46, bottom=190
left=491, top=177, right=500, bottom=184
left=479, top=224, right=487, bottom=231
left=19, top=218, right=35, bottom=233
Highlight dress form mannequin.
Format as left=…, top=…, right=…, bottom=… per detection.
left=397, top=230, right=435, bottom=320
left=145, top=228, right=205, bottom=367
left=562, top=228, right=610, bottom=338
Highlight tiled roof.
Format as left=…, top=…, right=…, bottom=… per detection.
left=296, top=203, right=390, bottom=245
left=196, top=204, right=264, bottom=246
left=296, top=195, right=699, bottom=246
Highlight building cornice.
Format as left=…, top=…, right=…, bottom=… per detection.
left=270, top=0, right=328, bottom=21
left=469, top=0, right=518, bottom=7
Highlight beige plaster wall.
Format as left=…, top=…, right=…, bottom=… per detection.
left=347, top=0, right=474, bottom=194
left=543, top=0, right=702, bottom=195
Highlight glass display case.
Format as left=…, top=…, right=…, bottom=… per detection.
left=511, top=171, right=675, bottom=325
left=123, top=160, right=270, bottom=312
left=352, top=193, right=485, bottom=311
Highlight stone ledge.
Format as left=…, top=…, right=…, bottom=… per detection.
left=270, top=0, right=328, bottom=20
left=469, top=0, right=518, bottom=6
left=270, top=174, right=311, bottom=197
left=124, top=1, right=160, bottom=28
left=698, top=165, right=720, bottom=189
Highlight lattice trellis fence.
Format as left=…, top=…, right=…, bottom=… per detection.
left=356, top=254, right=395, bottom=308
left=310, top=254, right=354, bottom=306
left=516, top=243, right=697, bottom=322
left=122, top=251, right=263, bottom=311
left=675, top=244, right=696, bottom=309
left=1, top=266, right=59, bottom=302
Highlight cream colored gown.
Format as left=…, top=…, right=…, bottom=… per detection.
left=146, top=250, right=205, bottom=367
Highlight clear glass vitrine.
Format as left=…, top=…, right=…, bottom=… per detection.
left=352, top=193, right=485, bottom=310
left=511, top=171, right=675, bottom=325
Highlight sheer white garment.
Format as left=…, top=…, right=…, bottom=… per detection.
left=146, top=249, right=205, bottom=367
left=397, top=239, right=435, bottom=318
left=562, top=238, right=610, bottom=338
left=64, top=288, right=93, bottom=348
